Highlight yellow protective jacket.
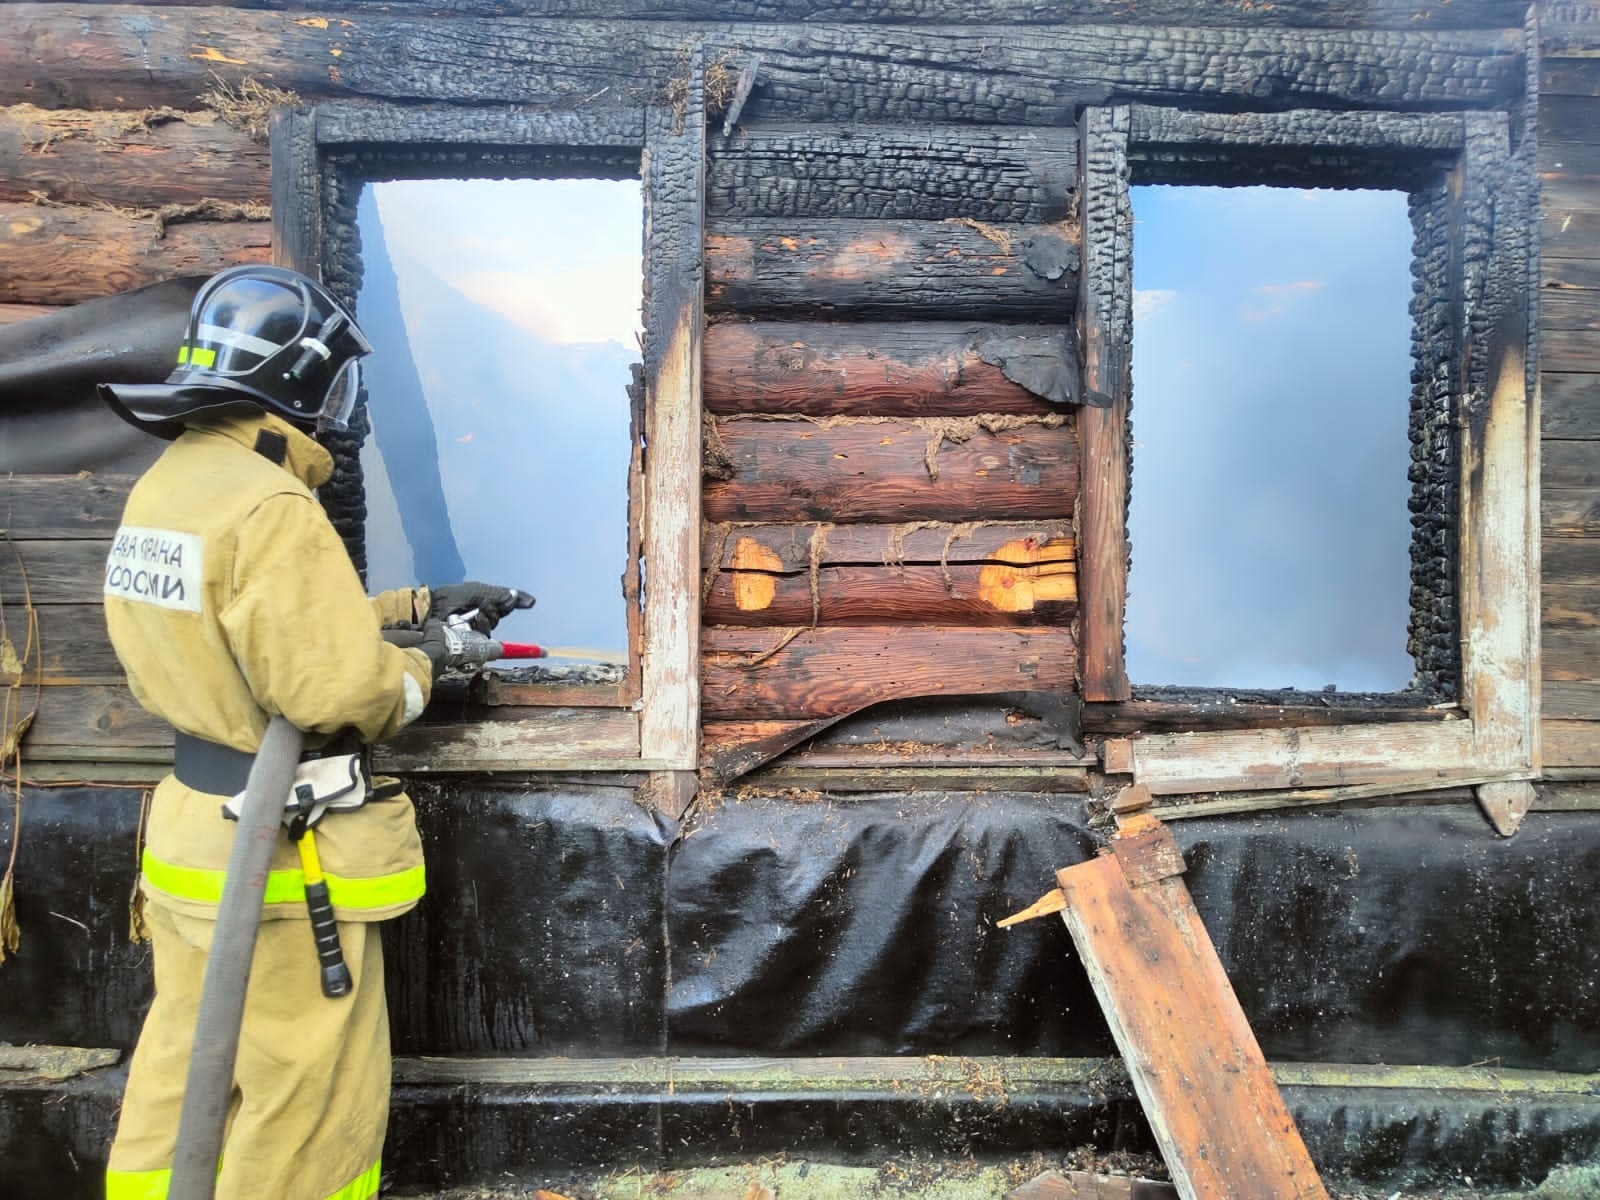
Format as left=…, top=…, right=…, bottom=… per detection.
left=104, top=411, right=434, bottom=923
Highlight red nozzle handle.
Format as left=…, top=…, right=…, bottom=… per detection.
left=496, top=641, right=547, bottom=659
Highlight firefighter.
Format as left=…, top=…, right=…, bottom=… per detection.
left=97, top=264, right=531, bottom=1200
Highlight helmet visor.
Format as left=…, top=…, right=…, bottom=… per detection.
left=319, top=357, right=362, bottom=432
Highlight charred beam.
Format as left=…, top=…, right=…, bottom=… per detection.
left=704, top=321, right=1073, bottom=417
left=706, top=219, right=1078, bottom=319
left=0, top=11, right=1525, bottom=118
left=702, top=416, right=1078, bottom=524
left=708, top=122, right=1076, bottom=223
left=701, top=625, right=1077, bottom=720
left=0, top=200, right=269, bottom=306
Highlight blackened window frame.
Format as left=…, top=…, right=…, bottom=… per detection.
left=1078, top=105, right=1540, bottom=820
left=269, top=90, right=705, bottom=775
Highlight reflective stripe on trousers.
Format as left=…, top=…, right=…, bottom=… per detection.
left=105, top=1158, right=382, bottom=1200
left=140, top=847, right=425, bottom=912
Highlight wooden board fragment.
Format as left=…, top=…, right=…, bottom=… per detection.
left=1053, top=816, right=1329, bottom=1200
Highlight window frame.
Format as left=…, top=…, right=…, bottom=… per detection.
left=1078, top=105, right=1540, bottom=827
left=269, top=83, right=705, bottom=775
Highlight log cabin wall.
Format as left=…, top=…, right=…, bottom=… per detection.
left=1539, top=2, right=1600, bottom=779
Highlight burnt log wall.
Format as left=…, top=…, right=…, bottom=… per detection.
left=1539, top=4, right=1600, bottom=773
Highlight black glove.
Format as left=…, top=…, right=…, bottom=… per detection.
left=426, top=581, right=535, bottom=634
left=381, top=619, right=451, bottom=681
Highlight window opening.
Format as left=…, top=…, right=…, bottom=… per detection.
left=1124, top=185, right=1414, bottom=693
left=356, top=177, right=643, bottom=668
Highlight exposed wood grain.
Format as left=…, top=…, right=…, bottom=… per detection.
left=0, top=104, right=268, bottom=207
left=1541, top=717, right=1600, bottom=769
left=0, top=302, right=55, bottom=325
left=703, top=321, right=1068, bottom=417
left=708, top=122, right=1076, bottom=223
left=702, top=417, right=1079, bottom=524
left=0, top=200, right=269, bottom=305
left=700, top=716, right=844, bottom=784
left=1083, top=693, right=1454, bottom=736
left=1543, top=535, right=1600, bottom=579
left=1475, top=777, right=1535, bottom=835
left=1541, top=55, right=1600, bottom=98
left=701, top=626, right=1076, bottom=720
left=377, top=709, right=643, bottom=772
left=1126, top=719, right=1478, bottom=794
left=1544, top=582, right=1600, bottom=631
left=1543, top=327, right=1600, bottom=373
left=0, top=10, right=1525, bottom=117
left=1542, top=287, right=1600, bottom=331
left=0, top=475, right=133, bottom=538
left=1542, top=211, right=1600, bottom=259
left=0, top=539, right=108, bottom=604
left=1542, top=626, right=1600, bottom=681
left=1542, top=374, right=1600, bottom=437
left=15, top=683, right=169, bottom=751
left=0, top=604, right=121, bottom=686
left=1543, top=679, right=1600, bottom=720
left=706, top=218, right=1078, bottom=319
left=1054, top=831, right=1329, bottom=1200
left=1077, top=106, right=1132, bottom=702
left=1543, top=439, right=1600, bottom=488
left=1542, top=487, right=1600, bottom=536
left=636, top=70, right=706, bottom=770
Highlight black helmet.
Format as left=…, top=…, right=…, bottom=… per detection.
left=99, top=265, right=373, bottom=439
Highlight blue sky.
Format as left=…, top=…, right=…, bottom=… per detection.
left=1125, top=185, right=1416, bottom=693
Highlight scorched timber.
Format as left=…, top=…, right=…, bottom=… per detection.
left=0, top=10, right=1524, bottom=117
left=706, top=219, right=1078, bottom=319
left=0, top=106, right=268, bottom=208
left=1, top=201, right=269, bottom=306
left=701, top=626, right=1077, bottom=721
left=707, top=123, right=1076, bottom=223
left=704, top=322, right=1071, bottom=417
left=702, top=418, right=1079, bottom=524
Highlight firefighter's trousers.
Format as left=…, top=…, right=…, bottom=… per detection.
left=105, top=904, right=390, bottom=1200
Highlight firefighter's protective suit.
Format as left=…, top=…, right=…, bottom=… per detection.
left=101, top=407, right=435, bottom=1200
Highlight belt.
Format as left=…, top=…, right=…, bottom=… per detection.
left=172, top=731, right=256, bottom=796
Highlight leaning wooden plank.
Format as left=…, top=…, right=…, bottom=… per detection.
left=707, top=123, right=1076, bottom=223
left=701, top=626, right=1076, bottom=721
left=0, top=105, right=268, bottom=207
left=1125, top=718, right=1478, bottom=794
left=0, top=201, right=270, bottom=306
left=703, top=417, right=1078, bottom=524
left=1053, top=815, right=1329, bottom=1200
left=703, top=321, right=1070, bottom=417
left=706, top=218, right=1078, bottom=319
left=700, top=717, right=846, bottom=785
left=0, top=11, right=1524, bottom=116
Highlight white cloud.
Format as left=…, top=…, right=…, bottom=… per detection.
left=1133, top=288, right=1178, bottom=322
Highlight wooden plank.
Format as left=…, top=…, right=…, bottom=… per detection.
left=637, top=60, right=705, bottom=771
left=0, top=11, right=1525, bottom=117
left=1544, top=259, right=1600, bottom=291
left=0, top=200, right=270, bottom=306
left=28, top=0, right=1533, bottom=29
left=1542, top=374, right=1600, bottom=437
left=0, top=475, right=133, bottom=539
left=703, top=521, right=1075, bottom=572
left=1543, top=439, right=1600, bottom=488
left=1543, top=535, right=1600, bottom=577
left=703, top=417, right=1078, bottom=524
left=704, top=522, right=1076, bottom=626
left=1053, top=818, right=1329, bottom=1200
left=1542, top=55, right=1600, bottom=97
left=0, top=604, right=121, bottom=685
left=0, top=539, right=108, bottom=604
left=16, top=683, right=170, bottom=751
left=705, top=218, right=1078, bottom=319
left=1127, top=719, right=1479, bottom=795
left=1543, top=287, right=1600, bottom=331
left=1542, top=626, right=1600, bottom=681
left=703, top=321, right=1069, bottom=417
left=1084, top=692, right=1454, bottom=736
left=269, top=105, right=320, bottom=277
left=1544, top=679, right=1600, bottom=719
left=705, top=560, right=1075, bottom=626
left=1542, top=486, right=1600, bottom=535
left=1542, top=0, right=1600, bottom=54
left=1077, top=106, right=1132, bottom=702
left=0, top=105, right=268, bottom=207
left=701, top=625, right=1076, bottom=721
left=377, top=708, right=643, bottom=772
left=708, top=122, right=1076, bottom=223
left=1542, top=211, right=1600, bottom=258
left=1541, top=718, right=1600, bottom=769
left=1543, top=327, right=1600, bottom=374
left=700, top=716, right=846, bottom=785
